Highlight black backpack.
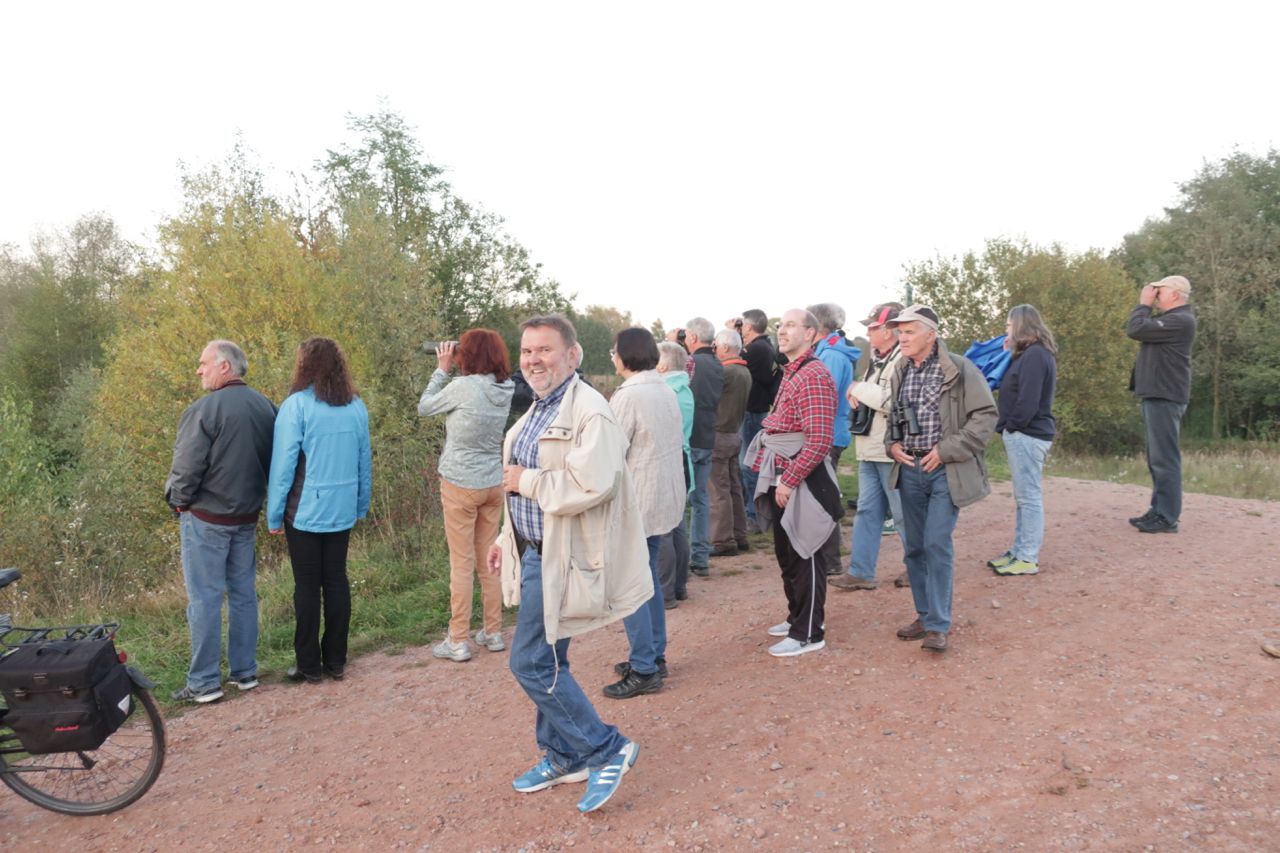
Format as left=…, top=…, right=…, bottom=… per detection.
left=0, top=638, right=134, bottom=754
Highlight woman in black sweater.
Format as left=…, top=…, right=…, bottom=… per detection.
left=988, top=305, right=1057, bottom=576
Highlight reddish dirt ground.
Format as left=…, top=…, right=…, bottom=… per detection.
left=5, top=477, right=1279, bottom=850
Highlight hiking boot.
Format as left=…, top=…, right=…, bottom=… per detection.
left=768, top=637, right=826, bottom=657
left=1128, top=508, right=1157, bottom=527
left=893, top=571, right=910, bottom=588
left=432, top=636, right=472, bottom=662
left=830, top=574, right=878, bottom=591
left=602, top=669, right=663, bottom=699
left=710, top=546, right=738, bottom=558
left=896, top=618, right=926, bottom=640
left=172, top=684, right=224, bottom=704
left=512, top=758, right=589, bottom=793
left=986, top=552, right=1014, bottom=570
left=614, top=657, right=668, bottom=679
left=1136, top=514, right=1178, bottom=533
left=996, top=558, right=1039, bottom=576
left=286, top=665, right=322, bottom=684
left=474, top=629, right=506, bottom=652
left=767, top=620, right=791, bottom=637
left=577, top=742, right=640, bottom=813
left=921, top=631, right=949, bottom=652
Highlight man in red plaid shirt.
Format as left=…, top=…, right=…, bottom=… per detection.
left=749, top=308, right=843, bottom=657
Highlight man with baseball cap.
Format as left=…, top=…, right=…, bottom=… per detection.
left=884, top=305, right=996, bottom=653
left=1125, top=275, right=1197, bottom=534
left=831, top=302, right=910, bottom=592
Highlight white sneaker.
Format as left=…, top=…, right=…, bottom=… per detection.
left=474, top=629, right=506, bottom=652
left=432, top=637, right=472, bottom=662
left=769, top=637, right=826, bottom=657
left=767, top=621, right=791, bottom=637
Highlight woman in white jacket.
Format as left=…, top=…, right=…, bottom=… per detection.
left=602, top=328, right=686, bottom=699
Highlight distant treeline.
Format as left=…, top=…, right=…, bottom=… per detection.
left=1, top=108, right=1277, bottom=608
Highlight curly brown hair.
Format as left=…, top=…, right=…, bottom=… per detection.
left=290, top=336, right=357, bottom=406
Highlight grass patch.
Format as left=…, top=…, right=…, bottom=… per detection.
left=1045, top=444, right=1280, bottom=501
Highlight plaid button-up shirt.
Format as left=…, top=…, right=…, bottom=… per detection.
left=507, top=375, right=573, bottom=543
left=898, top=344, right=943, bottom=452
left=757, top=349, right=836, bottom=489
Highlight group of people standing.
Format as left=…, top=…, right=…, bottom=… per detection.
left=161, top=273, right=1195, bottom=815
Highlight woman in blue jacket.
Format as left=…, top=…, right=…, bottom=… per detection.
left=988, top=305, right=1057, bottom=577
left=268, top=337, right=372, bottom=682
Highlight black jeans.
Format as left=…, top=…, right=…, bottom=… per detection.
left=284, top=524, right=352, bottom=675
left=771, top=488, right=826, bottom=643
left=1142, top=398, right=1187, bottom=523
left=815, top=445, right=845, bottom=575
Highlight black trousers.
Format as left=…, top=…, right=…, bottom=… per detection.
left=815, top=445, right=845, bottom=575
left=771, top=488, right=826, bottom=643
left=284, top=524, right=352, bottom=674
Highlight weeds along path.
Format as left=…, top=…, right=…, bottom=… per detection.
left=5, top=476, right=1279, bottom=850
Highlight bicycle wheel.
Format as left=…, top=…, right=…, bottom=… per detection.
left=1, top=682, right=166, bottom=815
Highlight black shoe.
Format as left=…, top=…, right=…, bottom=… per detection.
left=1136, top=514, right=1178, bottom=534
left=286, top=665, right=322, bottom=684
left=614, top=657, right=669, bottom=679
left=1128, top=509, right=1157, bottom=527
left=736, top=540, right=751, bottom=552
left=664, top=597, right=679, bottom=610
left=323, top=665, right=345, bottom=681
left=675, top=589, right=689, bottom=600
left=602, top=669, right=663, bottom=699
left=709, top=546, right=738, bottom=558
left=690, top=565, right=710, bottom=577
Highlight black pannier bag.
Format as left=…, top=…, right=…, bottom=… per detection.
left=0, top=638, right=134, bottom=755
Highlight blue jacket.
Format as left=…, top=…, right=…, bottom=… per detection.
left=267, top=387, right=372, bottom=532
left=814, top=332, right=861, bottom=449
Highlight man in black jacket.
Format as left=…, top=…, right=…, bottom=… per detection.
left=737, top=309, right=781, bottom=533
left=166, top=340, right=276, bottom=703
left=1125, top=275, right=1197, bottom=533
left=684, top=317, right=723, bottom=575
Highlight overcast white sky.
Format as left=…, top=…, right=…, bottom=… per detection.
left=3, top=1, right=1277, bottom=329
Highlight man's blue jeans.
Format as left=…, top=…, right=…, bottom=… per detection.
left=180, top=513, right=259, bottom=690
left=739, top=411, right=768, bottom=526
left=509, top=547, right=629, bottom=772
left=847, top=460, right=906, bottom=580
left=1142, top=398, right=1187, bottom=523
left=898, top=463, right=959, bottom=633
left=622, top=535, right=666, bottom=674
left=688, top=447, right=713, bottom=566
left=1002, top=430, right=1052, bottom=563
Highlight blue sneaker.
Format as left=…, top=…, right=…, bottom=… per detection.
left=576, top=741, right=640, bottom=813
left=512, top=758, right=589, bottom=793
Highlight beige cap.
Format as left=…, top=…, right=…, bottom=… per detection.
left=1151, top=275, right=1191, bottom=296
left=886, top=304, right=940, bottom=332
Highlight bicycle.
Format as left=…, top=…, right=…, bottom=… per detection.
left=0, top=567, right=166, bottom=815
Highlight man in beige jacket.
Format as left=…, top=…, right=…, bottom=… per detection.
left=486, top=314, right=651, bottom=814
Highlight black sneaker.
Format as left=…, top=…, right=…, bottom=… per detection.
left=226, top=675, right=259, bottom=691
left=1128, top=509, right=1157, bottom=527
left=172, top=684, right=224, bottom=704
left=1136, top=514, right=1178, bottom=534
left=602, top=669, right=663, bottom=699
left=286, top=665, right=323, bottom=684
left=323, top=665, right=345, bottom=681
left=709, top=546, right=738, bottom=558
left=613, top=657, right=669, bottom=679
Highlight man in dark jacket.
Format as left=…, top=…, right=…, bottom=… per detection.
left=1125, top=275, right=1197, bottom=533
left=737, top=309, right=781, bottom=532
left=165, top=340, right=276, bottom=703
left=709, top=328, right=752, bottom=556
left=684, top=317, right=723, bottom=575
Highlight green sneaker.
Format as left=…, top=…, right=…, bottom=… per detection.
left=996, top=558, right=1039, bottom=576
left=986, top=552, right=1014, bottom=570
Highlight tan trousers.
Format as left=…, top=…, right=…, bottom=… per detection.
left=709, top=430, right=747, bottom=550
left=440, top=480, right=504, bottom=642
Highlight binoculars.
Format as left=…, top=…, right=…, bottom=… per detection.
left=888, top=400, right=922, bottom=442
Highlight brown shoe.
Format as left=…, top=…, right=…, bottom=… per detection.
left=893, top=571, right=910, bottom=588
left=921, top=631, right=948, bottom=652
left=830, top=574, right=878, bottom=591
left=896, top=619, right=926, bottom=640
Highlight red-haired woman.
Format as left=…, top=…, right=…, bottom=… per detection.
left=268, top=337, right=372, bottom=683
left=418, top=329, right=514, bottom=662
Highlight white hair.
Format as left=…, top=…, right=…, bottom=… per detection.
left=684, top=317, right=715, bottom=344
left=714, top=328, right=742, bottom=350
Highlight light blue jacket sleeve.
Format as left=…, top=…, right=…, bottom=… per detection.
left=357, top=399, right=372, bottom=519
left=267, top=394, right=303, bottom=530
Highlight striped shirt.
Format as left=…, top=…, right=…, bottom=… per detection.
left=898, top=345, right=943, bottom=452
left=507, top=376, right=573, bottom=543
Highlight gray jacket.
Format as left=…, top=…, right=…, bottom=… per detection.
left=1126, top=304, right=1196, bottom=404
left=165, top=381, right=277, bottom=518
left=417, top=370, right=514, bottom=489
left=746, top=430, right=838, bottom=558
